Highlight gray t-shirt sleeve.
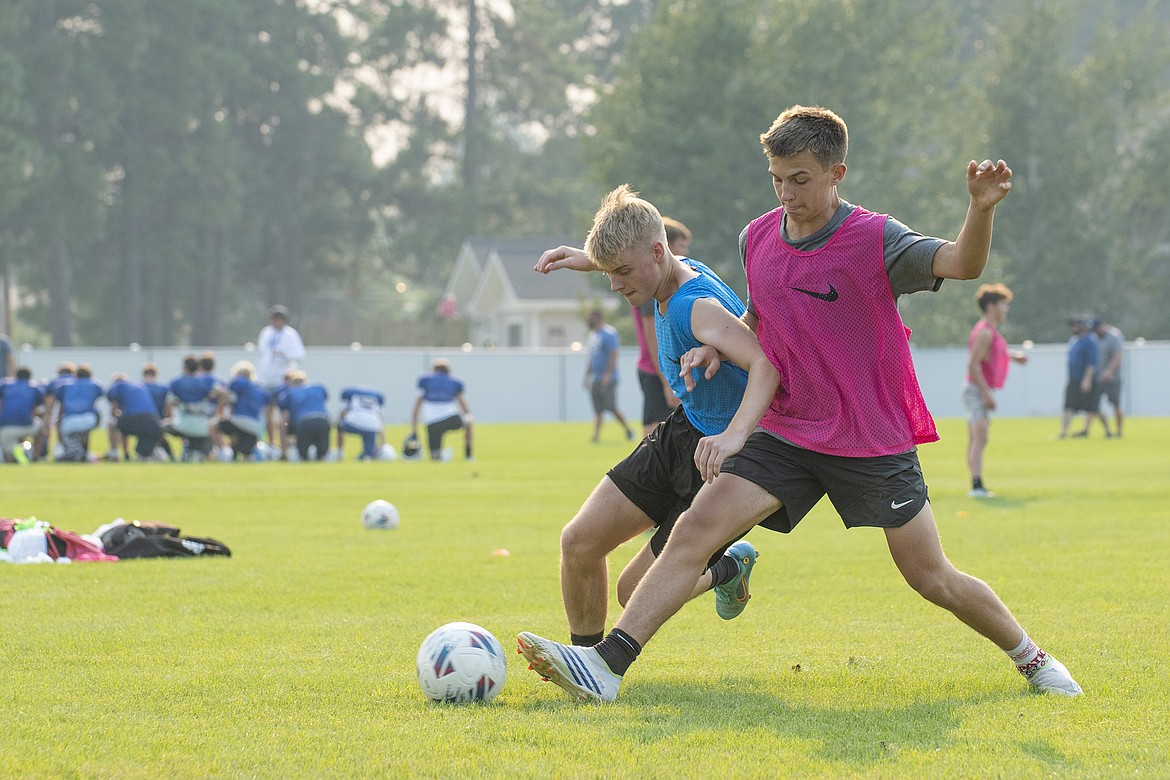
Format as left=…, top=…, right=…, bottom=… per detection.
left=883, top=215, right=946, bottom=296
left=738, top=206, right=946, bottom=315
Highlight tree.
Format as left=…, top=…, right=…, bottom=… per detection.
left=589, top=0, right=968, bottom=306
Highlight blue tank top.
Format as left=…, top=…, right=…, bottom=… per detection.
left=655, top=259, right=748, bottom=436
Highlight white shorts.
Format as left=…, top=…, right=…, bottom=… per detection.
left=60, top=412, right=99, bottom=435
left=961, top=383, right=993, bottom=422
left=0, top=421, right=42, bottom=450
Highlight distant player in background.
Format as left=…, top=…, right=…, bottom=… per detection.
left=0, top=367, right=46, bottom=463
left=141, top=362, right=174, bottom=461
left=1058, top=317, right=1100, bottom=439
left=631, top=217, right=688, bottom=436
left=410, top=358, right=473, bottom=461
left=40, top=361, right=75, bottom=459
left=335, top=385, right=386, bottom=461
left=963, top=283, right=1028, bottom=497
left=216, top=361, right=271, bottom=460
left=278, top=370, right=330, bottom=461
left=106, top=372, right=165, bottom=462
left=164, top=354, right=222, bottom=462
left=584, top=308, right=634, bottom=443
left=56, top=364, right=104, bottom=462
left=1078, top=317, right=1124, bottom=438
left=257, top=305, right=306, bottom=444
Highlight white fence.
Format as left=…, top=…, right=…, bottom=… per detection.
left=10, top=340, right=1169, bottom=425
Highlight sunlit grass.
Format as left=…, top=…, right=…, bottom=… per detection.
left=2, top=419, right=1167, bottom=777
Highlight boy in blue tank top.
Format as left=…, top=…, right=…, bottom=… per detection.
left=522, top=185, right=780, bottom=700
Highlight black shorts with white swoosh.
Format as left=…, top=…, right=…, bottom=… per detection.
left=721, top=431, right=929, bottom=532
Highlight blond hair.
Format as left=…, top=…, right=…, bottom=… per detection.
left=231, top=360, right=256, bottom=379
left=583, top=184, right=667, bottom=272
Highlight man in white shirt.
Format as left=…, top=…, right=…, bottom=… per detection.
left=257, top=305, right=306, bottom=442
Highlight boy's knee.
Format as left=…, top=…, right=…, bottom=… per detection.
left=905, top=566, right=960, bottom=608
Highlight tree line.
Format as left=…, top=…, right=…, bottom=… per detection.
left=1, top=0, right=1167, bottom=348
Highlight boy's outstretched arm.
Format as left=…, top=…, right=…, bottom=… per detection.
left=535, top=245, right=594, bottom=274
left=931, top=159, right=1013, bottom=281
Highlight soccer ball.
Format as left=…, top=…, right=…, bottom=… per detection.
left=416, top=622, right=507, bottom=704
left=361, top=500, right=399, bottom=530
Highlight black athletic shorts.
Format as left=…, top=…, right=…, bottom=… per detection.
left=427, top=414, right=464, bottom=453
left=607, top=407, right=784, bottom=567
left=1097, top=379, right=1121, bottom=407
left=719, top=430, right=930, bottom=533
left=590, top=379, right=619, bottom=414
left=638, top=370, right=674, bottom=428
left=1064, top=380, right=1099, bottom=413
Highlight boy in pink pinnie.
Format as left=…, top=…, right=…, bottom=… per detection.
left=517, top=105, right=1081, bottom=702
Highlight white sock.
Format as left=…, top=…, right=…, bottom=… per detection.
left=1006, top=631, right=1049, bottom=679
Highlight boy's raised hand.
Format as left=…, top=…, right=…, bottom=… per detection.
left=967, top=159, right=1013, bottom=209
left=535, top=246, right=593, bottom=274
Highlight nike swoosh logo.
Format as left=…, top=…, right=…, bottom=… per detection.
left=891, top=499, right=914, bottom=509
left=791, top=284, right=838, bottom=302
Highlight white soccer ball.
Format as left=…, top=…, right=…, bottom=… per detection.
left=416, top=622, right=507, bottom=704
left=361, top=499, right=399, bottom=530
left=377, top=443, right=398, bottom=461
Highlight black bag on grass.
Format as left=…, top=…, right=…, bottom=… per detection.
left=100, top=521, right=231, bottom=559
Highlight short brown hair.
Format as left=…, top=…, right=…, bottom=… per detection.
left=759, top=105, right=848, bottom=170
left=975, top=283, right=1014, bottom=311
left=662, top=217, right=692, bottom=249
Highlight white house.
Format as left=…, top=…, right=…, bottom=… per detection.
left=444, top=236, right=621, bottom=348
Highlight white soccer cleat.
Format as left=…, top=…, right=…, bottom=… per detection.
left=968, top=487, right=994, bottom=498
left=1023, top=654, right=1083, bottom=697
left=516, top=632, right=622, bottom=703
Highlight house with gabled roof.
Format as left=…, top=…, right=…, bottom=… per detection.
left=444, top=236, right=620, bottom=348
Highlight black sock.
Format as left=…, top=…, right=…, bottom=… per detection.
left=570, top=631, right=603, bottom=647
left=595, top=628, right=641, bottom=676
left=707, top=553, right=740, bottom=589
left=972, top=477, right=984, bottom=490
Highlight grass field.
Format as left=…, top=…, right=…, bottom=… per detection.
left=2, top=418, right=1168, bottom=778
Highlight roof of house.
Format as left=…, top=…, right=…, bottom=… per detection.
left=462, top=236, right=608, bottom=302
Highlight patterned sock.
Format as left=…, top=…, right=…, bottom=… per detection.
left=1007, top=631, right=1048, bottom=679
left=706, top=554, right=740, bottom=589
left=570, top=631, right=604, bottom=647
left=595, top=628, right=641, bottom=676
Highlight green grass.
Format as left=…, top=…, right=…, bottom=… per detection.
left=2, top=419, right=1168, bottom=778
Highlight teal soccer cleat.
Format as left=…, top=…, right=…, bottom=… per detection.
left=714, top=540, right=758, bottom=620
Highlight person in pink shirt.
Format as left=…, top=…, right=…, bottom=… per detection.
left=517, top=105, right=1081, bottom=703
left=964, top=283, right=1029, bottom=497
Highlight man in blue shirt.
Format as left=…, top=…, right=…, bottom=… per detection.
left=278, top=370, right=330, bottom=461
left=0, top=367, right=46, bottom=462
left=410, top=358, right=473, bottom=461
left=584, top=309, right=634, bottom=443
left=1058, top=317, right=1101, bottom=438
left=216, top=360, right=271, bottom=460
left=56, top=364, right=104, bottom=462
left=106, top=373, right=165, bottom=461
left=165, top=354, right=223, bottom=462
left=41, top=362, right=75, bottom=459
